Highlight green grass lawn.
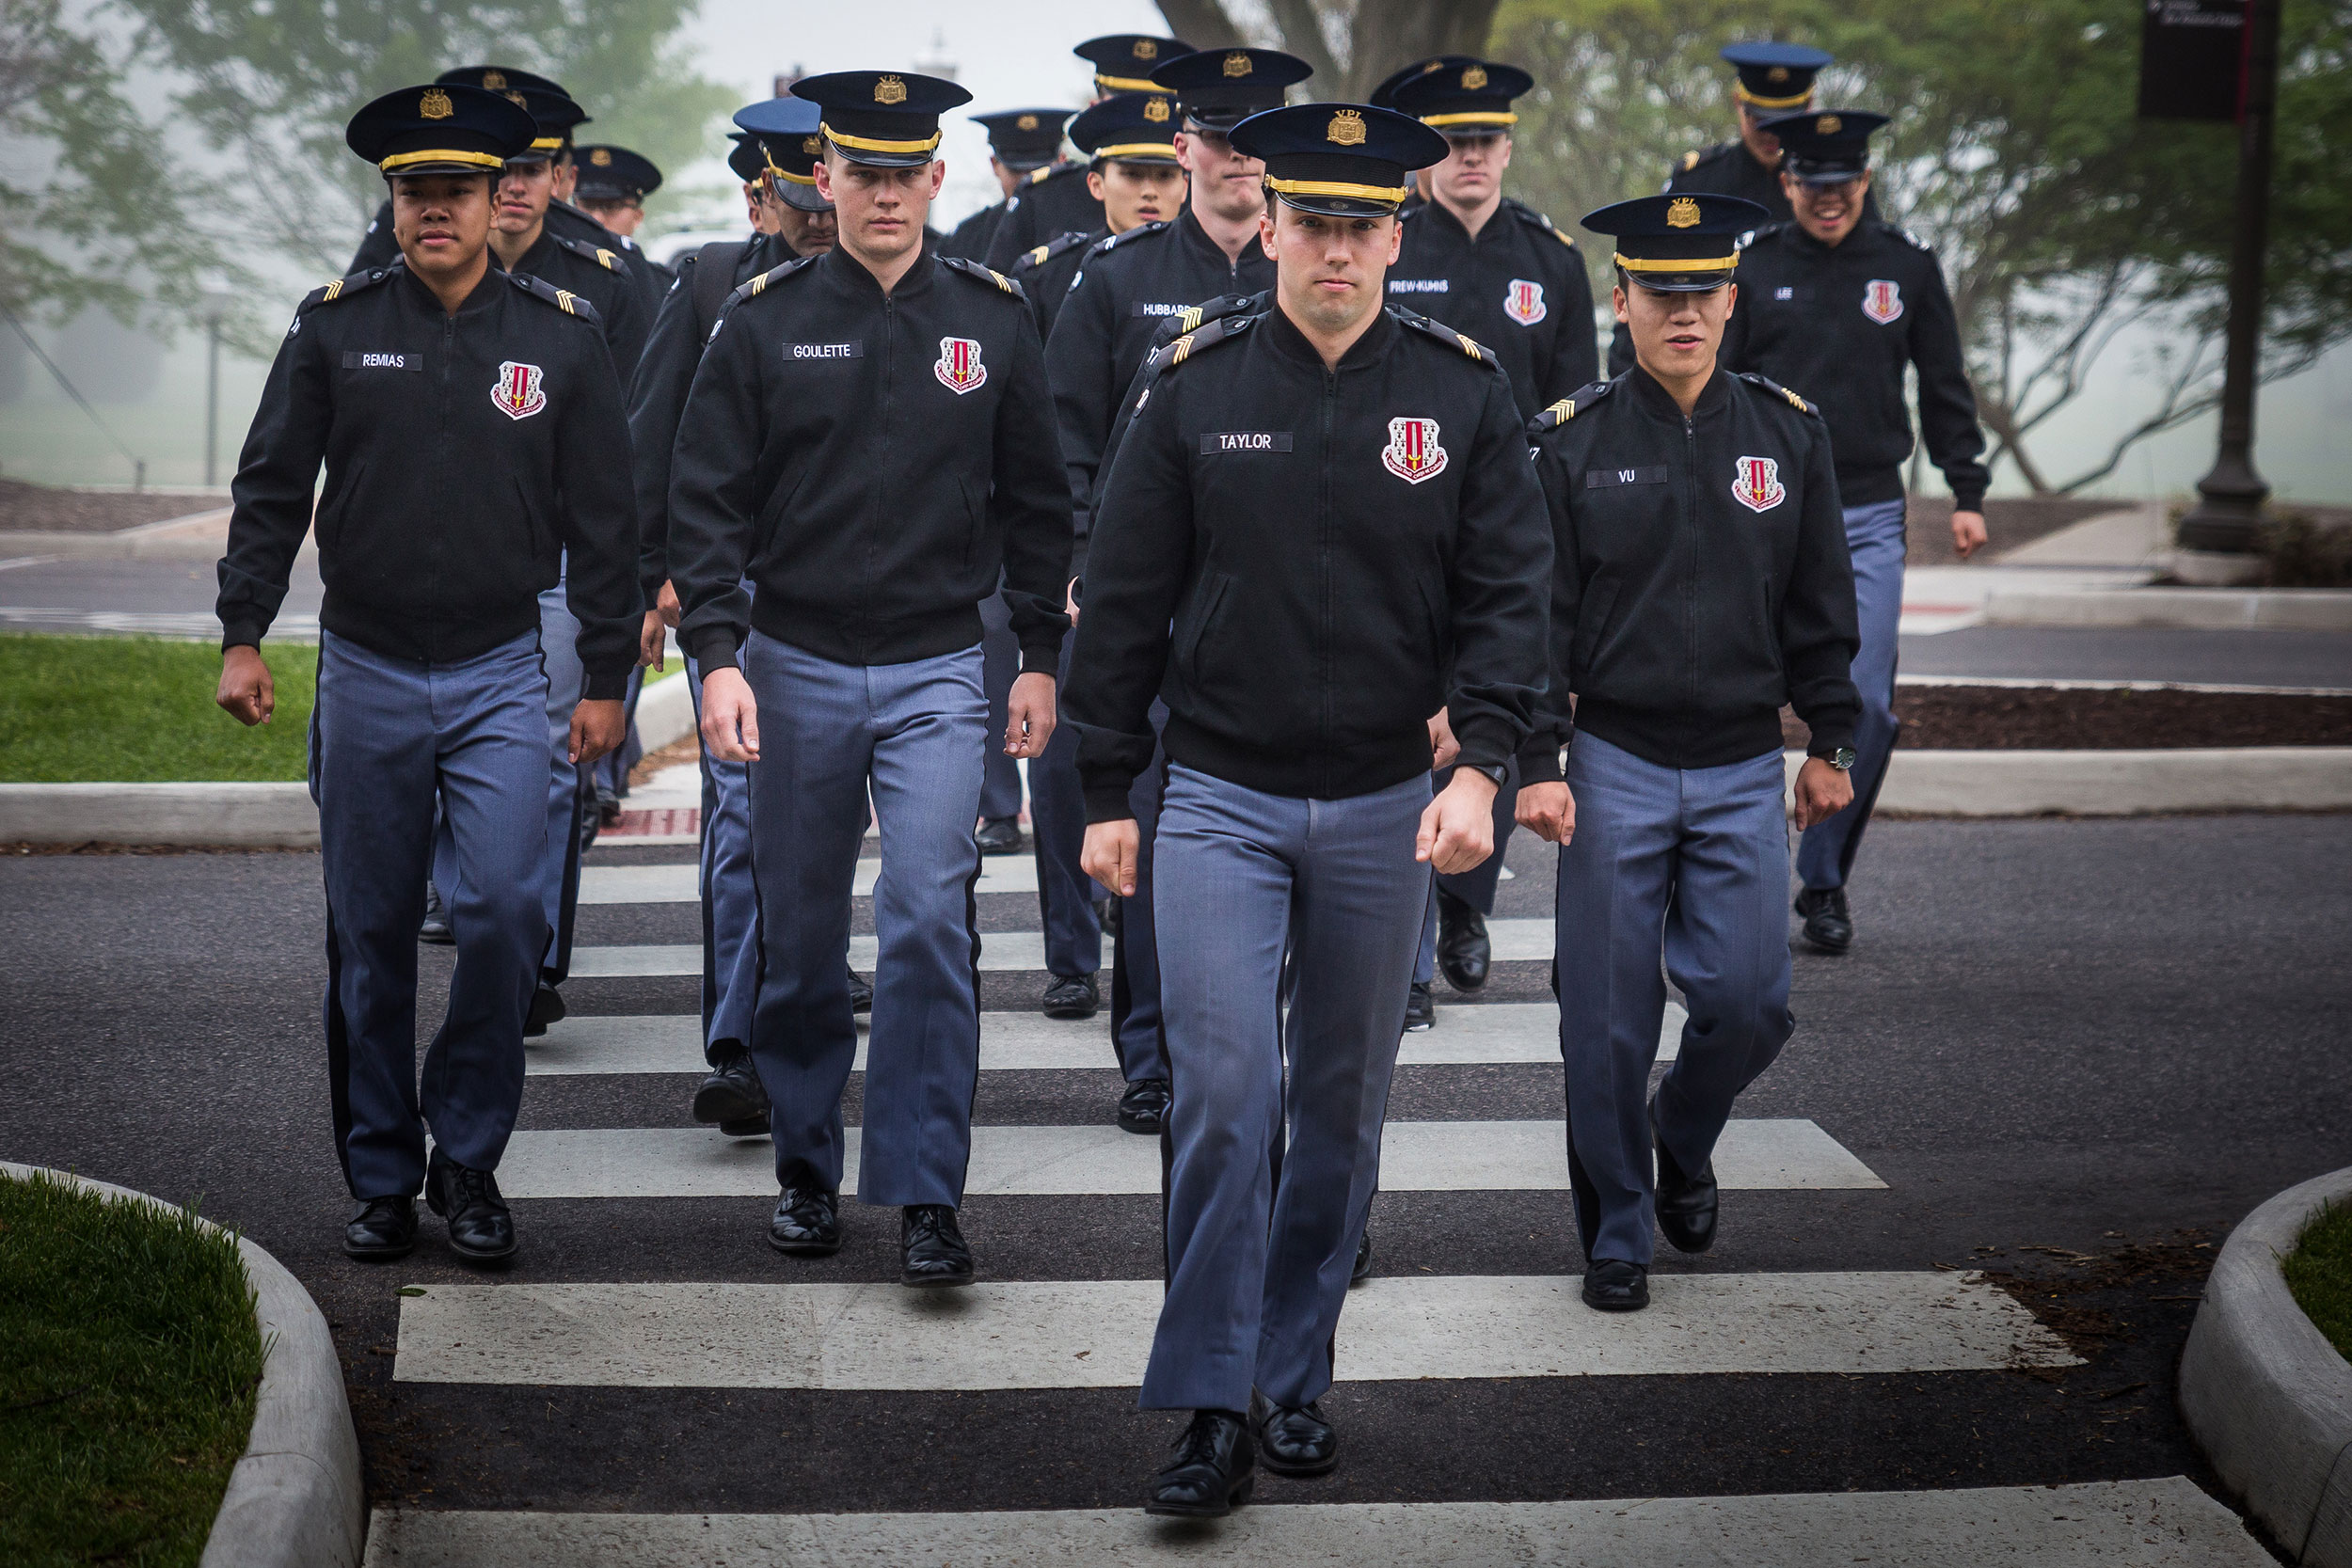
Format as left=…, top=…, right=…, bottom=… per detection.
left=0, top=1171, right=266, bottom=1567
left=2286, top=1198, right=2352, bottom=1364
left=0, top=634, right=313, bottom=783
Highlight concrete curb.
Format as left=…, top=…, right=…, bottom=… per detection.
left=2180, top=1165, right=2352, bottom=1567
left=1982, top=586, right=2352, bottom=631
left=0, top=781, right=319, bottom=847
left=0, top=1163, right=366, bottom=1568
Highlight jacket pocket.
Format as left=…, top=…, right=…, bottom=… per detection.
left=315, top=459, right=366, bottom=554
left=959, top=476, right=987, bottom=575
left=1571, top=576, right=1622, bottom=677
left=1173, top=570, right=1233, bottom=688
left=1758, top=574, right=1785, bottom=676
left=512, top=476, right=550, bottom=562
left=1415, top=571, right=1449, bottom=673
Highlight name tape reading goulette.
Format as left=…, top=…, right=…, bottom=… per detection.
left=783, top=341, right=866, bottom=360
left=1200, top=432, right=1295, bottom=454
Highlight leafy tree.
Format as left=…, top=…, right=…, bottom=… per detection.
left=1154, top=0, right=1503, bottom=103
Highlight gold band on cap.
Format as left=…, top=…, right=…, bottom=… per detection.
left=1266, top=176, right=1409, bottom=205
left=381, top=149, right=507, bottom=172
left=1090, top=140, right=1180, bottom=160
left=1422, top=111, right=1518, bottom=128
left=760, top=146, right=818, bottom=186
left=1094, top=72, right=1161, bottom=92
left=1613, top=251, right=1740, bottom=272
left=528, top=135, right=563, bottom=151
left=1732, top=83, right=1811, bottom=109
left=819, top=121, right=943, bottom=154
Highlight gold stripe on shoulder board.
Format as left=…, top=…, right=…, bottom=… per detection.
left=555, top=289, right=578, bottom=314
left=988, top=268, right=1015, bottom=293
left=1784, top=388, right=1808, bottom=412
left=751, top=271, right=769, bottom=295
left=1028, top=245, right=1048, bottom=265
left=1455, top=332, right=1483, bottom=360
left=1168, top=330, right=1197, bottom=365
left=1544, top=397, right=1576, bottom=423
left=1176, top=304, right=1203, bottom=332
left=323, top=278, right=344, bottom=301
left=596, top=247, right=615, bottom=269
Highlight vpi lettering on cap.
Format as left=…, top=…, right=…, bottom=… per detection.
left=342, top=351, right=421, bottom=371
left=1200, top=431, right=1294, bottom=454
left=782, top=341, right=866, bottom=361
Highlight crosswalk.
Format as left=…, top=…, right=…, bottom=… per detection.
left=377, top=838, right=2265, bottom=1564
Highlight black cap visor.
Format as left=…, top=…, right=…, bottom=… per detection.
left=1781, top=154, right=1868, bottom=185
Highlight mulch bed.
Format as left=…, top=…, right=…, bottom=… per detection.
left=0, top=478, right=222, bottom=534
left=1783, top=684, right=2352, bottom=751
left=1905, top=494, right=2121, bottom=566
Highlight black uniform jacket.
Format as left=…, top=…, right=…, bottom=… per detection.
left=940, top=201, right=1006, bottom=262
left=1047, top=209, right=1276, bottom=519
left=1009, top=227, right=1099, bottom=342
left=1067, top=303, right=1551, bottom=816
left=626, top=232, right=787, bottom=606
left=1523, top=366, right=1859, bottom=776
left=507, top=224, right=651, bottom=384
left=1388, top=198, right=1598, bottom=419
left=1721, top=219, right=1988, bottom=512
left=982, top=162, right=1105, bottom=274
left=667, top=246, right=1073, bottom=675
left=217, top=262, right=640, bottom=698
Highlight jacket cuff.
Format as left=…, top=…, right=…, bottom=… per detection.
left=1804, top=720, right=1857, bottom=759
left=685, top=628, right=739, bottom=673
left=1949, top=483, right=1987, bottom=513
left=219, top=619, right=263, bottom=654
left=1019, top=640, right=1062, bottom=677
left=1085, top=785, right=1138, bottom=825
left=584, top=667, right=631, bottom=703
left=1450, top=714, right=1517, bottom=775
left=1516, top=734, right=1565, bottom=784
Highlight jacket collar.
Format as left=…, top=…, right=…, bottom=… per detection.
left=1260, top=294, right=1396, bottom=373
left=820, top=242, right=937, bottom=300
left=1626, top=360, right=1733, bottom=422
left=392, top=259, right=504, bottom=317
left=1412, top=197, right=1505, bottom=246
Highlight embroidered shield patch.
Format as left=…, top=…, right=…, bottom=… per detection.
left=1862, top=278, right=1904, bottom=325
left=934, top=336, right=987, bottom=394
left=1731, top=455, right=1786, bottom=514
left=492, top=360, right=547, bottom=420
left=1382, top=418, right=1448, bottom=484
left=1502, top=278, right=1547, bottom=326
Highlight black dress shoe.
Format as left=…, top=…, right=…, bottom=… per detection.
left=769, top=1186, right=842, bottom=1256
left=692, top=1046, right=770, bottom=1127
left=418, top=880, right=454, bottom=944
left=1402, top=981, right=1436, bottom=1033
left=343, top=1196, right=418, bottom=1260
left=1351, top=1228, right=1373, bottom=1284
left=1117, top=1077, right=1169, bottom=1134
left=596, top=784, right=622, bottom=825
left=1651, top=1096, right=1719, bottom=1254
left=1145, top=1409, right=1255, bottom=1517
left=1435, top=886, right=1491, bottom=992
left=1251, top=1392, right=1339, bottom=1477
left=1042, top=972, right=1100, bottom=1019
left=719, top=1114, right=771, bottom=1136
left=523, top=981, right=565, bottom=1038
left=1582, top=1259, right=1649, bottom=1311
left=1794, top=885, right=1853, bottom=954
left=901, top=1204, right=974, bottom=1288
left=425, top=1150, right=516, bottom=1263
left=848, top=967, right=873, bottom=1015
left=975, top=816, right=1023, bottom=855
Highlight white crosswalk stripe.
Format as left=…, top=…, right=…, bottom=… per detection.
left=367, top=1479, right=2267, bottom=1567
left=522, top=1002, right=1690, bottom=1074
left=580, top=857, right=1041, bottom=902
left=391, top=1269, right=2068, bottom=1389
left=490, top=1117, right=1879, bottom=1199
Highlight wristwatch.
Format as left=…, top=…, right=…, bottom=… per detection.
left=1463, top=762, right=1510, bottom=788
left=1823, top=747, right=1856, bottom=771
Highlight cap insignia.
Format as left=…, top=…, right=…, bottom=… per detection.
left=1666, top=196, right=1701, bottom=229
left=1462, top=64, right=1488, bottom=90
left=1016, top=113, right=1039, bottom=131
left=802, top=135, right=820, bottom=154
left=1143, top=95, right=1170, bottom=123
left=874, top=74, right=908, bottom=105
left=502, top=90, right=526, bottom=107
left=1223, top=52, right=1252, bottom=78
left=482, top=70, right=507, bottom=90
left=1135, top=39, right=1158, bottom=60
left=1816, top=114, right=1841, bottom=134
left=420, top=87, right=454, bottom=120
left=590, top=148, right=612, bottom=166
left=1767, top=66, right=1789, bottom=84
left=1327, top=108, right=1366, bottom=147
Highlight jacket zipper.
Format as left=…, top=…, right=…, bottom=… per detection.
left=435, top=306, right=454, bottom=662
left=1683, top=410, right=1698, bottom=752
left=1320, top=363, right=1338, bottom=789
left=875, top=288, right=894, bottom=643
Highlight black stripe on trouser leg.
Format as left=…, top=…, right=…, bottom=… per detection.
left=322, top=904, right=362, bottom=1197
left=952, top=831, right=986, bottom=1205
left=542, top=764, right=593, bottom=984
left=699, top=752, right=723, bottom=1052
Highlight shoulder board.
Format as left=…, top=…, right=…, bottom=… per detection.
left=1680, top=149, right=1703, bottom=171
left=722, top=253, right=818, bottom=311
left=1013, top=230, right=1095, bottom=273
left=1745, top=220, right=1788, bottom=245
left=1527, top=380, right=1613, bottom=437
left=297, top=267, right=395, bottom=313
left=1146, top=309, right=1259, bottom=378
left=1099, top=220, right=1169, bottom=254
left=1899, top=226, right=1932, bottom=250
left=1735, top=371, right=1820, bottom=417
left=939, top=253, right=1025, bottom=299
left=1395, top=308, right=1501, bottom=371
left=507, top=270, right=606, bottom=327
left=1149, top=291, right=1262, bottom=350
left=1027, top=161, right=1077, bottom=186
left=1695, top=140, right=1737, bottom=165
left=548, top=232, right=630, bottom=275
left=1507, top=202, right=1577, bottom=249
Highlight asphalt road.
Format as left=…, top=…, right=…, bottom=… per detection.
left=1900, top=626, right=2352, bottom=689
left=3, top=815, right=2344, bottom=1546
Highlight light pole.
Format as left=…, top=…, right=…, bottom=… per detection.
left=197, top=275, right=235, bottom=489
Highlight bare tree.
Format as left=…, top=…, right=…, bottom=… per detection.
left=1156, top=0, right=1502, bottom=103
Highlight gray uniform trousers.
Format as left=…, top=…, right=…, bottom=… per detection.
left=1108, top=728, right=1169, bottom=1085
left=688, top=655, right=760, bottom=1064
left=1026, top=631, right=1104, bottom=980
left=1143, top=765, right=1429, bottom=1413
left=740, top=629, right=989, bottom=1206
left=1796, top=496, right=1908, bottom=891
left=312, top=628, right=549, bottom=1198
left=977, top=588, right=1025, bottom=823
left=1554, top=732, right=1796, bottom=1267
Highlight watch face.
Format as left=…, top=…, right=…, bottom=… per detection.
left=1833, top=747, right=1857, bottom=770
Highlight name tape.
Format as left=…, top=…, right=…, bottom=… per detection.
left=1583, top=466, right=1669, bottom=488
left=1200, top=432, right=1294, bottom=454
left=782, top=341, right=864, bottom=360
left=342, top=351, right=420, bottom=371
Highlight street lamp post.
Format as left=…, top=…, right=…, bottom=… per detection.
left=197, top=275, right=235, bottom=490
left=2172, top=0, right=2283, bottom=578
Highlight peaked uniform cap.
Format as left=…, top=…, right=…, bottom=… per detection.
left=1231, top=102, right=1447, bottom=217
left=791, top=70, right=971, bottom=167
left=1758, top=108, right=1888, bottom=182
left=436, top=65, right=570, bottom=98
left=1367, top=55, right=1479, bottom=111
left=1719, top=41, right=1834, bottom=110
left=1583, top=192, right=1770, bottom=291
left=437, top=68, right=585, bottom=156
left=1389, top=59, right=1534, bottom=134
left=1067, top=92, right=1181, bottom=166
left=1074, top=35, right=1197, bottom=95
left=1149, top=47, right=1312, bottom=130
left=971, top=107, right=1074, bottom=170
left=571, top=144, right=661, bottom=200
left=733, top=96, right=833, bottom=207
left=346, top=83, right=539, bottom=178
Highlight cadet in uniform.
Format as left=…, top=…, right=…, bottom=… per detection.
left=668, top=70, right=1072, bottom=1287
left=1068, top=103, right=1549, bottom=1512
left=980, top=35, right=1194, bottom=273
left=217, top=85, right=638, bottom=1262
left=1045, top=46, right=1307, bottom=1132
left=1011, top=92, right=1184, bottom=341
left=1722, top=111, right=1989, bottom=954
left=572, top=143, right=668, bottom=278
left=1386, top=57, right=1597, bottom=1021
left=1520, top=194, right=1860, bottom=1312
left=943, top=108, right=1073, bottom=262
